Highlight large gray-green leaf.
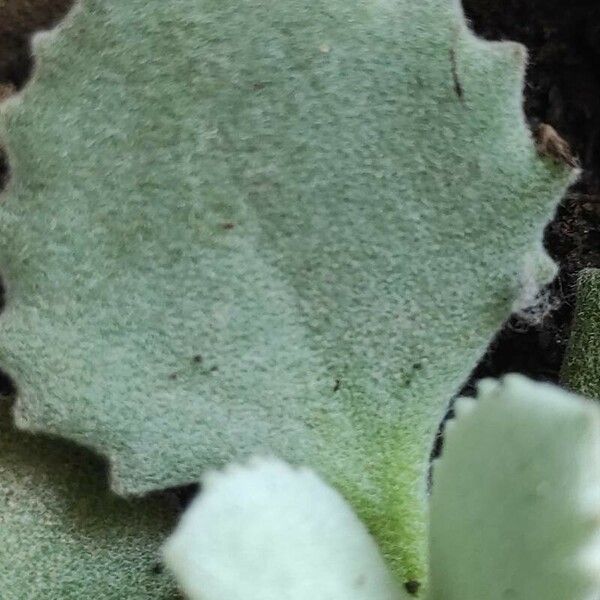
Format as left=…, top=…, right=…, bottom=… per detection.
left=0, top=0, right=568, bottom=577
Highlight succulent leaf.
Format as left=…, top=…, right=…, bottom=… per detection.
left=163, top=458, right=405, bottom=600
left=0, top=0, right=569, bottom=577
left=429, top=375, right=600, bottom=600
left=561, top=268, right=600, bottom=397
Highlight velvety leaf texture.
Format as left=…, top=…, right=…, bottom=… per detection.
left=429, top=375, right=600, bottom=600
left=0, top=0, right=568, bottom=577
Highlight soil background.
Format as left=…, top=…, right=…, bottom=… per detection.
left=1, top=0, right=600, bottom=517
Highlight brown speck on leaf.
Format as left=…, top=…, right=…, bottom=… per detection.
left=404, top=580, right=421, bottom=596
left=449, top=47, right=463, bottom=101
left=221, top=222, right=235, bottom=230
left=534, top=123, right=579, bottom=168
left=0, top=83, right=16, bottom=102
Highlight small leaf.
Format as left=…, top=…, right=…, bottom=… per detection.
left=561, top=268, right=600, bottom=397
left=429, top=375, right=600, bottom=600
left=163, top=458, right=405, bottom=600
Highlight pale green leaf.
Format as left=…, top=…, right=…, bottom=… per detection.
left=164, top=458, right=404, bottom=600
left=0, top=0, right=569, bottom=577
left=429, top=375, right=600, bottom=600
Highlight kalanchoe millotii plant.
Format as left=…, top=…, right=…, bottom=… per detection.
left=0, top=0, right=570, bottom=582
left=0, top=0, right=581, bottom=596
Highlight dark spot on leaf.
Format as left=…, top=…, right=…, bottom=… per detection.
left=448, top=47, right=464, bottom=101
left=252, top=81, right=273, bottom=91
left=405, top=580, right=420, bottom=596
left=0, top=147, right=9, bottom=193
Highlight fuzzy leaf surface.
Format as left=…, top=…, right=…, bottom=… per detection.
left=0, top=400, right=178, bottom=599
left=561, top=268, right=600, bottom=397
left=0, top=0, right=568, bottom=576
left=429, top=375, right=600, bottom=600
